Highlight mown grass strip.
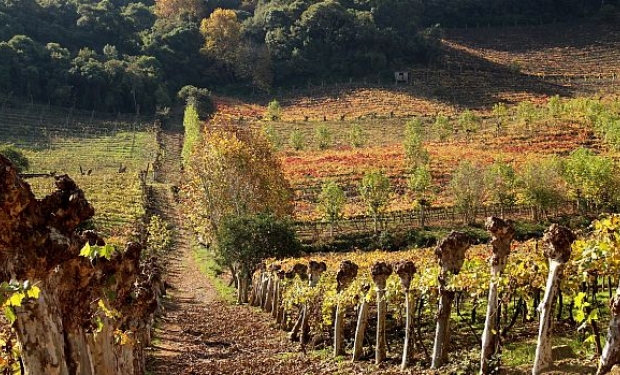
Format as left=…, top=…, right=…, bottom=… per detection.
left=192, top=243, right=236, bottom=303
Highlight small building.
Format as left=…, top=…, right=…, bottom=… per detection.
left=394, top=71, right=410, bottom=84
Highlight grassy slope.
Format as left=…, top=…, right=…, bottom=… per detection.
left=21, top=130, right=157, bottom=245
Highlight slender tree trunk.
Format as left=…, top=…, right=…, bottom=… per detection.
left=264, top=276, right=274, bottom=313
left=334, top=304, right=346, bottom=357
left=395, top=260, right=416, bottom=369
left=272, top=278, right=280, bottom=318
left=432, top=291, right=455, bottom=368
left=402, top=290, right=414, bottom=369
left=372, top=262, right=393, bottom=364
left=533, top=260, right=564, bottom=374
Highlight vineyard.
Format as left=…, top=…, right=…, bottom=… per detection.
left=0, top=103, right=158, bottom=244
left=209, top=21, right=620, bottom=237
left=250, top=216, right=620, bottom=374
left=3, top=16, right=620, bottom=375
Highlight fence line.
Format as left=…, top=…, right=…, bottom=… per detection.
left=295, top=202, right=581, bottom=240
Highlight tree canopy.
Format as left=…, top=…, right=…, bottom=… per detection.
left=0, top=0, right=613, bottom=112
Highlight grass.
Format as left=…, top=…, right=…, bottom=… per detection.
left=10, top=129, right=158, bottom=245
left=192, top=243, right=236, bottom=303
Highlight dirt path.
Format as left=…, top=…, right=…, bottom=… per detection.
left=145, top=130, right=326, bottom=375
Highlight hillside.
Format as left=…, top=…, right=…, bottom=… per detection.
left=238, top=21, right=620, bottom=121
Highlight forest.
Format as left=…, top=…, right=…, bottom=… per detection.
left=0, top=0, right=616, bottom=113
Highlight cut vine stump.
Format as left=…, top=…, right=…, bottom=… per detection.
left=532, top=224, right=576, bottom=375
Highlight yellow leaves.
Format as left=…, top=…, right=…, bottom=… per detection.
left=200, top=8, right=242, bottom=62
left=1, top=282, right=40, bottom=324
left=114, top=330, right=135, bottom=346
left=98, top=299, right=121, bottom=320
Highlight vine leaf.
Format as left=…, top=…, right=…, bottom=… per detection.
left=80, top=243, right=116, bottom=260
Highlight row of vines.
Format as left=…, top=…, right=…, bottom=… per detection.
left=248, top=215, right=620, bottom=374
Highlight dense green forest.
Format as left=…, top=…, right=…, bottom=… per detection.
left=0, top=0, right=615, bottom=113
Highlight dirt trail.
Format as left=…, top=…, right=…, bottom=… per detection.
left=145, top=130, right=325, bottom=374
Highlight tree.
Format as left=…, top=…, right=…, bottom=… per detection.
left=266, top=99, right=282, bottom=120
left=458, top=109, right=481, bottom=140
left=154, top=0, right=205, bottom=24
left=562, top=147, right=618, bottom=212
left=316, top=124, right=332, bottom=150
left=449, top=161, right=487, bottom=225
left=184, top=118, right=293, bottom=244
left=290, top=128, right=305, bottom=150
left=349, top=123, right=366, bottom=148
left=516, top=100, right=537, bottom=132
left=519, top=156, right=566, bottom=221
left=216, top=212, right=300, bottom=303
left=261, top=123, right=283, bottom=150
left=546, top=95, right=563, bottom=126
left=318, top=181, right=346, bottom=237
left=200, top=8, right=242, bottom=68
left=492, top=102, right=508, bottom=134
left=177, top=85, right=214, bottom=119
left=359, top=170, right=391, bottom=234
left=407, top=164, right=433, bottom=227
left=403, top=118, right=429, bottom=170
left=486, top=160, right=517, bottom=218
left=432, top=114, right=451, bottom=141
left=181, top=103, right=201, bottom=168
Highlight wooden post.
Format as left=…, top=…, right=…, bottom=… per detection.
left=263, top=264, right=280, bottom=312
left=395, top=260, right=417, bottom=369
left=352, top=283, right=371, bottom=362
left=480, top=217, right=515, bottom=374
left=532, top=224, right=575, bottom=375
left=334, top=260, right=358, bottom=357
left=371, top=262, right=393, bottom=364
left=431, top=231, right=472, bottom=369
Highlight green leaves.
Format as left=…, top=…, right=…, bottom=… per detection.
left=0, top=281, right=41, bottom=324
left=80, top=243, right=117, bottom=261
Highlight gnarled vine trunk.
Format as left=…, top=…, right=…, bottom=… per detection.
left=431, top=231, right=471, bottom=369
left=598, top=280, right=620, bottom=375
left=0, top=155, right=158, bottom=375
left=334, top=260, right=358, bottom=357
left=480, top=217, right=515, bottom=374
left=532, top=224, right=575, bottom=375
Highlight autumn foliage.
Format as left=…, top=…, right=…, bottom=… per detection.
left=183, top=117, right=293, bottom=244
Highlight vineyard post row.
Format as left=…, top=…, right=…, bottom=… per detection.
left=249, top=217, right=620, bottom=375
left=294, top=202, right=579, bottom=241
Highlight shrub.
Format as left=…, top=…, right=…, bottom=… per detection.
left=177, top=85, right=214, bottom=119
left=316, top=124, right=332, bottom=150
left=0, top=145, right=29, bottom=172
left=290, top=128, right=305, bottom=150
left=266, top=99, right=282, bottom=120
left=216, top=212, right=301, bottom=272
